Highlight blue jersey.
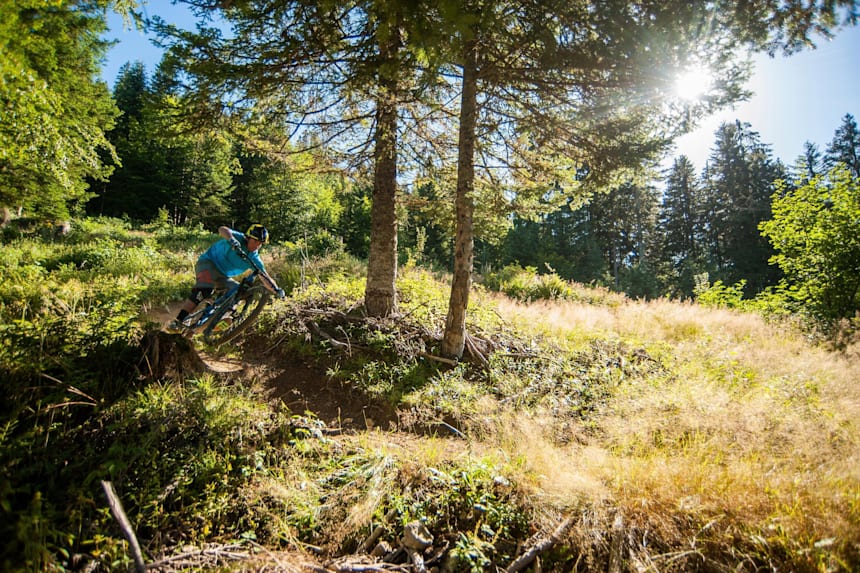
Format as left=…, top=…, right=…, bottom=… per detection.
left=199, top=230, right=266, bottom=277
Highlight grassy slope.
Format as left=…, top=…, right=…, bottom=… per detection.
left=489, top=295, right=860, bottom=562
left=1, top=220, right=858, bottom=572
left=249, top=267, right=860, bottom=571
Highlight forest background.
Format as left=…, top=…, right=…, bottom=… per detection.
left=3, top=1, right=860, bottom=571
left=4, top=0, right=860, bottom=334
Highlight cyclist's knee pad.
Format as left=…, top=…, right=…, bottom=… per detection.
left=189, top=287, right=213, bottom=304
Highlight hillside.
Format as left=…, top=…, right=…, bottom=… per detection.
left=1, top=220, right=858, bottom=572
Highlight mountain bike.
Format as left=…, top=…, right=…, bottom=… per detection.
left=175, top=246, right=281, bottom=345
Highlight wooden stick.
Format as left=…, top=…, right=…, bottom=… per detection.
left=505, top=516, right=574, bottom=573
left=357, top=509, right=398, bottom=554
left=607, top=512, right=625, bottom=573
left=406, top=547, right=426, bottom=573
left=101, top=480, right=147, bottom=573
left=418, top=352, right=458, bottom=366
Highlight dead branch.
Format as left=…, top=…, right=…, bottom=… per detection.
left=307, top=321, right=352, bottom=350
left=404, top=548, right=426, bottom=573
left=464, top=332, right=490, bottom=370
left=418, top=351, right=458, bottom=366
left=101, top=481, right=147, bottom=573
left=358, top=509, right=399, bottom=554
left=608, top=512, right=625, bottom=573
left=505, top=515, right=574, bottom=573
left=147, top=543, right=250, bottom=570
left=326, top=556, right=409, bottom=573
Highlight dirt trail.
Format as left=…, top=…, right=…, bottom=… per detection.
left=144, top=301, right=396, bottom=431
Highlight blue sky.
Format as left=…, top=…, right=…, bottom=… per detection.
left=102, top=5, right=860, bottom=173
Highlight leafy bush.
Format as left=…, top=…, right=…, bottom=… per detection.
left=760, top=166, right=860, bottom=322
left=693, top=275, right=748, bottom=309
left=482, top=263, right=626, bottom=307
left=483, top=264, right=573, bottom=302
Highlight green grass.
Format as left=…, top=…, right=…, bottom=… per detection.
left=1, top=217, right=858, bottom=572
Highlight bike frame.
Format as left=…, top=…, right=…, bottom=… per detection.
left=182, top=244, right=277, bottom=339
left=187, top=273, right=258, bottom=335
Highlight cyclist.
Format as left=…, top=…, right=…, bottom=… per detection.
left=167, top=224, right=284, bottom=331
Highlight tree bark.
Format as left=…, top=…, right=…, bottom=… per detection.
left=441, top=37, right=479, bottom=359
left=364, top=11, right=401, bottom=317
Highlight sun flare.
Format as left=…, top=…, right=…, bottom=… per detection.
left=674, top=66, right=713, bottom=101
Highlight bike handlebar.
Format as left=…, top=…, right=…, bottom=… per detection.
left=229, top=238, right=283, bottom=297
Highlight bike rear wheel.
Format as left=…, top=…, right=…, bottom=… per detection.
left=203, top=286, right=271, bottom=345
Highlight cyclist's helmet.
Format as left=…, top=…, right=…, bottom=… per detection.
left=246, top=224, right=269, bottom=244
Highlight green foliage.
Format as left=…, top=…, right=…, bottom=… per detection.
left=483, top=264, right=572, bottom=302
left=0, top=219, right=303, bottom=566
left=694, top=275, right=749, bottom=310
left=396, top=266, right=451, bottom=324
left=760, top=166, right=860, bottom=321
left=482, top=264, right=624, bottom=306
left=92, top=377, right=291, bottom=539
left=0, top=0, right=119, bottom=219
left=413, top=462, right=530, bottom=571
left=700, top=121, right=784, bottom=294
left=90, top=62, right=240, bottom=226
left=2, top=220, right=859, bottom=570
left=824, top=113, right=860, bottom=177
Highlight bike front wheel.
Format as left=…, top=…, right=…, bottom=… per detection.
left=203, top=286, right=271, bottom=345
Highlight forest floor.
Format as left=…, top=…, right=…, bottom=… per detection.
left=148, top=302, right=394, bottom=432
left=142, top=303, right=417, bottom=571
left=137, top=296, right=860, bottom=573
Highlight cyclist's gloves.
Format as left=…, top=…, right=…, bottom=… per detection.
left=229, top=237, right=242, bottom=251
left=275, top=288, right=286, bottom=299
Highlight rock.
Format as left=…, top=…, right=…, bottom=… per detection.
left=403, top=521, right=433, bottom=550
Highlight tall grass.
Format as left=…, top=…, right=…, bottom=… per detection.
left=2, top=218, right=858, bottom=571
left=476, top=294, right=860, bottom=568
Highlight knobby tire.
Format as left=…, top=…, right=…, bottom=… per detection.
left=203, top=286, right=271, bottom=345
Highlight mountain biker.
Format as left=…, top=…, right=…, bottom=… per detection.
left=167, top=224, right=284, bottom=331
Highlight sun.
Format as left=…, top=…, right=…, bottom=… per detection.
left=674, top=66, right=713, bottom=101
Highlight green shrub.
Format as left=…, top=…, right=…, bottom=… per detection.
left=482, top=263, right=624, bottom=305
left=693, top=275, right=748, bottom=309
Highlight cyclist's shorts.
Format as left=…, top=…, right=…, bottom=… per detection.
left=194, top=259, right=230, bottom=290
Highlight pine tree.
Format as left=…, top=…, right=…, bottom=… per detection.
left=824, top=113, right=860, bottom=178
left=791, top=141, right=823, bottom=184
left=658, top=156, right=704, bottom=297
left=439, top=0, right=858, bottom=357
left=587, top=182, right=659, bottom=292
left=701, top=121, right=784, bottom=294
left=111, top=61, right=148, bottom=140
left=152, top=0, right=450, bottom=317
left=88, top=61, right=165, bottom=220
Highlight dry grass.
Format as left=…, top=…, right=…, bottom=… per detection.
left=243, top=284, right=859, bottom=568
left=475, top=293, right=860, bottom=558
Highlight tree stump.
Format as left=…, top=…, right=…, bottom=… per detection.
left=137, top=330, right=209, bottom=381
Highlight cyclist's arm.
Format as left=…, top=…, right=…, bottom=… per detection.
left=218, top=226, right=235, bottom=240
left=242, top=245, right=286, bottom=299
left=253, top=266, right=284, bottom=298
left=259, top=271, right=282, bottom=293
left=251, top=254, right=281, bottom=294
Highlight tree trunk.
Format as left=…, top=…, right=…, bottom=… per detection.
left=364, top=13, right=400, bottom=317
left=441, top=38, right=479, bottom=359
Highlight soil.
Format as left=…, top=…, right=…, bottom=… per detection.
left=242, top=350, right=398, bottom=432
left=144, top=302, right=398, bottom=433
